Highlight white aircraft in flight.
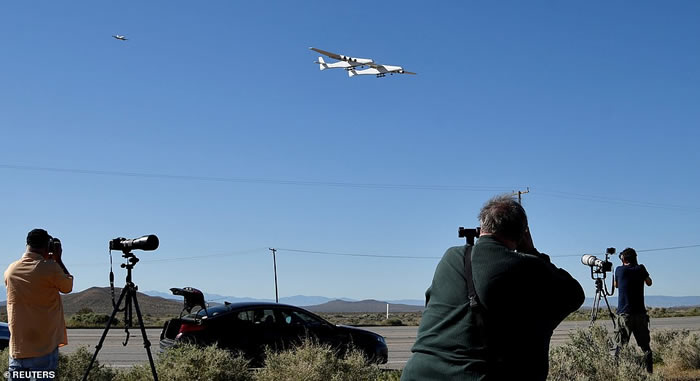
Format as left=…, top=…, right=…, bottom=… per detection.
left=112, top=35, right=128, bottom=41
left=310, top=47, right=416, bottom=78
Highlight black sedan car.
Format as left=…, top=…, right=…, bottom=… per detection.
left=0, top=322, right=9, bottom=350
left=159, top=288, right=388, bottom=365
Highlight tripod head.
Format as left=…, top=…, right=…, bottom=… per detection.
left=120, top=251, right=140, bottom=270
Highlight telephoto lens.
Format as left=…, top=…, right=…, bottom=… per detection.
left=109, top=235, right=159, bottom=252
left=581, top=254, right=604, bottom=267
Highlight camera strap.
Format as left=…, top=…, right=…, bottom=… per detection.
left=464, top=245, right=502, bottom=369
left=464, top=245, right=482, bottom=308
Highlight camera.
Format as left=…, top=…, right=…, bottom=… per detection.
left=581, top=247, right=615, bottom=274
left=48, top=237, right=61, bottom=253
left=581, top=254, right=613, bottom=273
left=458, top=227, right=481, bottom=245
left=458, top=227, right=481, bottom=239
left=109, top=235, right=159, bottom=252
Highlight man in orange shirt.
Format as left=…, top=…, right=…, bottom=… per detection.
left=4, top=229, right=73, bottom=380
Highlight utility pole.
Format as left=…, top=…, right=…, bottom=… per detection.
left=513, top=187, right=530, bottom=204
left=268, top=248, right=279, bottom=303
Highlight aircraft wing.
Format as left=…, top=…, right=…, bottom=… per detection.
left=309, top=47, right=343, bottom=61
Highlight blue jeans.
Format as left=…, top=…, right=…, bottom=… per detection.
left=7, top=348, right=58, bottom=381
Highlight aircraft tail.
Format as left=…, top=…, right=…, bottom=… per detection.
left=316, top=57, right=328, bottom=71
left=348, top=69, right=357, bottom=77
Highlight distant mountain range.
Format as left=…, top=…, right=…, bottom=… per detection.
left=61, top=287, right=184, bottom=316
left=142, top=290, right=425, bottom=307
left=582, top=296, right=700, bottom=309
left=305, top=299, right=424, bottom=313
left=0, top=288, right=423, bottom=314
left=0, top=286, right=184, bottom=317
left=2, top=287, right=700, bottom=312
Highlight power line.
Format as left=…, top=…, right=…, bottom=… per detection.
left=0, top=164, right=514, bottom=192
left=550, top=244, right=700, bottom=258
left=3, top=164, right=696, bottom=212
left=138, top=248, right=267, bottom=263
left=277, top=248, right=442, bottom=259
left=280, top=245, right=699, bottom=260
left=29, top=247, right=268, bottom=267
left=1, top=243, right=697, bottom=269
left=535, top=190, right=700, bottom=212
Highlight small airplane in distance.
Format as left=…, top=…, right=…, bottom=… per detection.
left=310, top=47, right=415, bottom=78
left=112, top=35, right=128, bottom=41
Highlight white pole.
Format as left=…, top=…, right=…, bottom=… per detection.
left=386, top=303, right=389, bottom=319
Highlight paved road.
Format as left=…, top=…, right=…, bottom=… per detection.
left=64, top=316, right=700, bottom=370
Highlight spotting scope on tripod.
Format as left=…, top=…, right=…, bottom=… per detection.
left=581, top=247, right=617, bottom=327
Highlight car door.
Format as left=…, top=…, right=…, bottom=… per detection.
left=218, top=309, right=256, bottom=357
left=278, top=308, right=348, bottom=349
left=250, top=308, right=283, bottom=353
left=274, top=308, right=312, bottom=349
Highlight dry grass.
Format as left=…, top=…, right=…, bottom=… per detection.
left=318, top=312, right=421, bottom=326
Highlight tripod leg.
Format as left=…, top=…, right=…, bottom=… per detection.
left=131, top=290, right=159, bottom=381
left=123, top=291, right=131, bottom=346
left=601, top=293, right=617, bottom=329
left=82, top=286, right=128, bottom=381
left=590, top=292, right=600, bottom=324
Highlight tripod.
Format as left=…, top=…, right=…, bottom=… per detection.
left=82, top=251, right=158, bottom=381
left=590, top=277, right=616, bottom=328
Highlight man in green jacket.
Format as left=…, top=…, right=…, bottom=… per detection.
left=402, top=195, right=584, bottom=380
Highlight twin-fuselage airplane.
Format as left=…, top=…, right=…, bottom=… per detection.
left=309, top=47, right=416, bottom=78
left=112, top=35, right=128, bottom=41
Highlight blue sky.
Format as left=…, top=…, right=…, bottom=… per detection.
left=2, top=1, right=699, bottom=302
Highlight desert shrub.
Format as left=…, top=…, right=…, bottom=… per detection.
left=69, top=312, right=120, bottom=328
left=376, top=369, right=402, bottom=381
left=381, top=318, right=404, bottom=326
left=116, top=344, right=251, bottom=381
left=1, top=348, right=8, bottom=376
left=319, top=312, right=421, bottom=326
left=58, top=346, right=116, bottom=381
left=652, top=330, right=700, bottom=371
left=548, top=325, right=661, bottom=381
left=255, top=339, right=383, bottom=381
left=651, top=329, right=688, bottom=364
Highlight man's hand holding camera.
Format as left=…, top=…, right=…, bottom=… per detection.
left=49, top=239, right=62, bottom=261
left=518, top=227, right=552, bottom=263
left=49, top=239, right=71, bottom=276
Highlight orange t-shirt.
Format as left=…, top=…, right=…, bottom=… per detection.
left=4, top=250, right=73, bottom=358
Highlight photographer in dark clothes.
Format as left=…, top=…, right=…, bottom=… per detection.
left=614, top=247, right=653, bottom=373
left=401, top=195, right=585, bottom=381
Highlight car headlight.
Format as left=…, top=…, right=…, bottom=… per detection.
left=377, top=336, right=386, bottom=345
